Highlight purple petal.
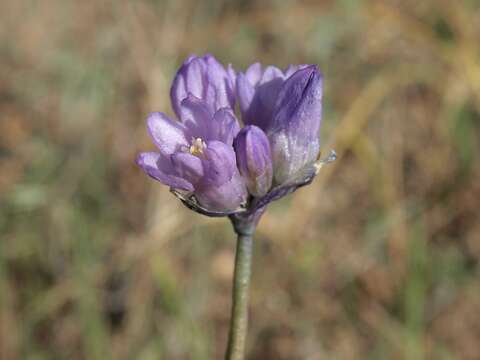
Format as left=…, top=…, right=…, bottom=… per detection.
left=210, top=108, right=241, bottom=145
left=269, top=65, right=323, bottom=184
left=236, top=64, right=285, bottom=130
left=234, top=125, right=273, bottom=197
left=271, top=65, right=322, bottom=134
left=236, top=73, right=255, bottom=118
left=259, top=65, right=284, bottom=84
left=204, top=55, right=236, bottom=111
left=178, top=94, right=213, bottom=139
left=170, top=54, right=235, bottom=118
left=245, top=80, right=283, bottom=130
left=195, top=141, right=247, bottom=211
left=136, top=152, right=193, bottom=191
left=245, top=62, right=263, bottom=85
left=227, top=63, right=237, bottom=97
left=201, top=141, right=238, bottom=186
left=255, top=69, right=285, bottom=127
left=146, top=112, right=188, bottom=155
left=171, top=152, right=204, bottom=186
left=284, top=64, right=310, bottom=78
left=195, top=173, right=247, bottom=212
left=170, top=56, right=205, bottom=117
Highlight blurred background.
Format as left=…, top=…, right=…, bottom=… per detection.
left=1, top=0, right=479, bottom=359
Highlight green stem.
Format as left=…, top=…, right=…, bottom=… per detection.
left=225, top=230, right=254, bottom=360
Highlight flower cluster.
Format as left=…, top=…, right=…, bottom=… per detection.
left=137, top=54, right=331, bottom=222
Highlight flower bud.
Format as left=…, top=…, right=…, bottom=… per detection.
left=234, top=125, right=273, bottom=197
left=170, top=54, right=235, bottom=117
left=236, top=64, right=284, bottom=130
left=268, top=65, right=322, bottom=185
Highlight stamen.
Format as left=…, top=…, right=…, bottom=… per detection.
left=189, top=137, right=207, bottom=157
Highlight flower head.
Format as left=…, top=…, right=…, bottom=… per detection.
left=137, top=55, right=329, bottom=220
left=138, top=68, right=247, bottom=212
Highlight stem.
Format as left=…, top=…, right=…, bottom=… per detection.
left=225, top=229, right=254, bottom=360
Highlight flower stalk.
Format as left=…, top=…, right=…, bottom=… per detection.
left=225, top=219, right=255, bottom=360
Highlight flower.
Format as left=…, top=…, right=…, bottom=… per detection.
left=236, top=63, right=309, bottom=130
left=236, top=64, right=322, bottom=185
left=137, top=55, right=328, bottom=219
left=234, top=125, right=273, bottom=197
left=170, top=54, right=236, bottom=117
left=137, top=55, right=247, bottom=212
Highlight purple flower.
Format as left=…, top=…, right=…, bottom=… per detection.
left=234, top=125, right=273, bottom=197
left=237, top=64, right=322, bottom=185
left=137, top=55, right=327, bottom=219
left=170, top=54, right=236, bottom=118
left=268, top=66, right=322, bottom=184
left=236, top=63, right=309, bottom=130
left=137, top=93, right=247, bottom=212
